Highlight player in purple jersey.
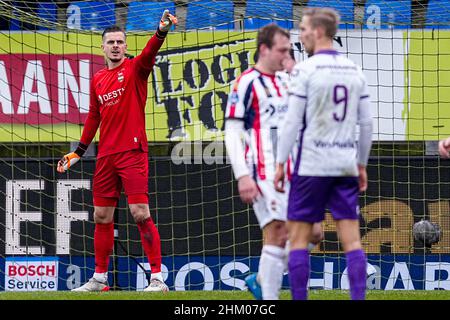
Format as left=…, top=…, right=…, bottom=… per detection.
left=275, top=8, right=373, bottom=300
left=225, top=24, right=323, bottom=300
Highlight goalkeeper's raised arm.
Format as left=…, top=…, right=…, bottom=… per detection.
left=57, top=10, right=176, bottom=293
left=57, top=10, right=177, bottom=173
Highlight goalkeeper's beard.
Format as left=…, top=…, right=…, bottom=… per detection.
left=109, top=57, right=122, bottom=63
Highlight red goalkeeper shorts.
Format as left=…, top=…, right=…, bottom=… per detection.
left=93, top=149, right=149, bottom=206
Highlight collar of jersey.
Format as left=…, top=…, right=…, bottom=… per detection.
left=106, top=59, right=127, bottom=72
left=315, top=49, right=339, bottom=55
left=253, top=67, right=276, bottom=78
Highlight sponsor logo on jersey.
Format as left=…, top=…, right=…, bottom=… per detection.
left=98, top=88, right=125, bottom=106
left=277, top=104, right=288, bottom=113
left=265, top=104, right=276, bottom=116
left=263, top=86, right=272, bottom=97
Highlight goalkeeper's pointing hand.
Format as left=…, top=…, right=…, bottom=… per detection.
left=57, top=143, right=88, bottom=173
left=159, top=9, right=177, bottom=32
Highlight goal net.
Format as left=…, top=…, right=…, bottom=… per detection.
left=0, top=0, right=449, bottom=292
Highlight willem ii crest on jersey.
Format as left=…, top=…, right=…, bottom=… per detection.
left=230, top=81, right=239, bottom=105
left=117, top=71, right=124, bottom=82
left=230, top=91, right=239, bottom=105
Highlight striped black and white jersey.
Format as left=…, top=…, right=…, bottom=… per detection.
left=225, top=67, right=293, bottom=181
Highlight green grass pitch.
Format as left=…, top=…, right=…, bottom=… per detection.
left=1, top=290, right=450, bottom=300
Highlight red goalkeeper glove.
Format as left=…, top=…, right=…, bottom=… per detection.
left=57, top=143, right=88, bottom=173
left=158, top=9, right=177, bottom=32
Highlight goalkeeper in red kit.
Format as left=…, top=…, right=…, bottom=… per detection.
left=57, top=10, right=177, bottom=292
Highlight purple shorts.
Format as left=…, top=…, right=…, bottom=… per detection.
left=288, top=175, right=359, bottom=223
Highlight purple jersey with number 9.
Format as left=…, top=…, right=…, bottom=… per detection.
left=288, top=49, right=370, bottom=177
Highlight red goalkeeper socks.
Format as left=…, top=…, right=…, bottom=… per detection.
left=94, top=222, right=114, bottom=273
left=137, top=217, right=162, bottom=274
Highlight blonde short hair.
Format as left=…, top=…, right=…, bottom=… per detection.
left=303, top=7, right=340, bottom=38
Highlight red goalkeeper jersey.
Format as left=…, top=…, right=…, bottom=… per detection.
left=80, top=31, right=166, bottom=159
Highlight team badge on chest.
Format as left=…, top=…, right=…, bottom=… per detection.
left=117, top=71, right=124, bottom=82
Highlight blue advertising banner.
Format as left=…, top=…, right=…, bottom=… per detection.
left=1, top=157, right=450, bottom=291
left=2, top=255, right=450, bottom=291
